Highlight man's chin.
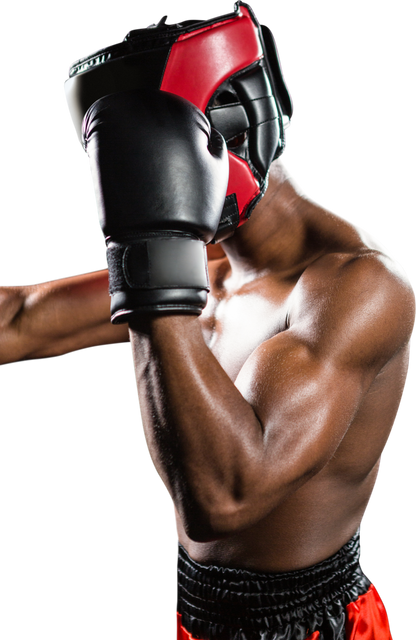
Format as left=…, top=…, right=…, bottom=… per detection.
left=206, top=243, right=226, bottom=261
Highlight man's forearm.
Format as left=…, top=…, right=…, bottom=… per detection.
left=0, top=270, right=129, bottom=365
left=129, top=315, right=264, bottom=540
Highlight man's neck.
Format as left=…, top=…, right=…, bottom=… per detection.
left=220, top=162, right=311, bottom=278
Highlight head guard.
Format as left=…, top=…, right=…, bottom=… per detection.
left=65, top=2, right=292, bottom=242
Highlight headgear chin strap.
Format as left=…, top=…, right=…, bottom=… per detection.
left=65, top=2, right=293, bottom=242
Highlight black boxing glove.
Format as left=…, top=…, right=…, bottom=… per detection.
left=82, top=90, right=228, bottom=323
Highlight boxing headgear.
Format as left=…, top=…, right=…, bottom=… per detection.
left=65, top=2, right=292, bottom=242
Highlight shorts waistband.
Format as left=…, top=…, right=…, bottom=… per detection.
left=177, top=530, right=371, bottom=636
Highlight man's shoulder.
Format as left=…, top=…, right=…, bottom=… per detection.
left=297, top=206, right=412, bottom=308
left=288, top=246, right=415, bottom=369
left=304, top=246, right=413, bottom=306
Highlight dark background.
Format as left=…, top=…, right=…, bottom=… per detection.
left=0, top=0, right=415, bottom=640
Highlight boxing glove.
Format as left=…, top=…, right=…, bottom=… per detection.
left=82, top=89, right=228, bottom=323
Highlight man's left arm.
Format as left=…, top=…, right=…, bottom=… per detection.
left=129, top=252, right=414, bottom=541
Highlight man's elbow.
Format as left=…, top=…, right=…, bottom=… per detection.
left=178, top=489, right=273, bottom=542
left=172, top=436, right=330, bottom=542
left=177, top=467, right=316, bottom=542
left=179, top=503, right=245, bottom=543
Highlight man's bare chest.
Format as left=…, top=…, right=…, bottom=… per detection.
left=199, top=275, right=293, bottom=381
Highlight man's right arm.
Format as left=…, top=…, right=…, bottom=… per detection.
left=0, top=270, right=129, bottom=365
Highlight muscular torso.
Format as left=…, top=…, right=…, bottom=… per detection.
left=177, top=229, right=410, bottom=571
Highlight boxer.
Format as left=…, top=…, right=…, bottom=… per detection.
left=63, top=3, right=414, bottom=638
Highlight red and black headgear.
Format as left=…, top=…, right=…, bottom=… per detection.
left=65, top=2, right=293, bottom=242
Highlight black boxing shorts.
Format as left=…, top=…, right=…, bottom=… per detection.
left=177, top=530, right=392, bottom=639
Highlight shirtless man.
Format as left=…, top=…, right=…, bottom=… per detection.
left=0, top=3, right=414, bottom=639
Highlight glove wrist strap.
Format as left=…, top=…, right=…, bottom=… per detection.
left=106, top=235, right=209, bottom=323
